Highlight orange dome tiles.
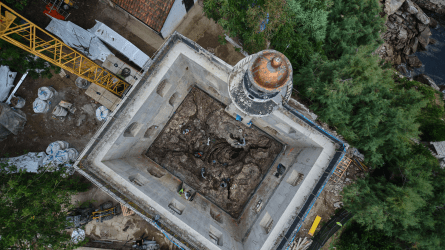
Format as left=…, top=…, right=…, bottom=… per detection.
left=250, top=51, right=290, bottom=91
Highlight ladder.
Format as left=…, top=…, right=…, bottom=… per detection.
left=0, top=3, right=130, bottom=97
left=332, top=157, right=352, bottom=183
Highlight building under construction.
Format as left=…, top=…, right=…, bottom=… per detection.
left=74, top=32, right=347, bottom=250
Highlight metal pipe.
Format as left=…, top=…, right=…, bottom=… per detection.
left=6, top=71, right=28, bottom=104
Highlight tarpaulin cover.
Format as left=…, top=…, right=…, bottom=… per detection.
left=0, top=65, right=17, bottom=102
left=0, top=152, right=47, bottom=173
left=96, top=106, right=109, bottom=121
left=45, top=17, right=113, bottom=62
left=0, top=102, right=26, bottom=135
left=88, top=20, right=152, bottom=68
left=33, top=98, right=50, bottom=113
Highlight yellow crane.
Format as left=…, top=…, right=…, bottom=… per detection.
left=0, top=2, right=130, bottom=97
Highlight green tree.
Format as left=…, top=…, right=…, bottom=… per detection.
left=342, top=145, right=445, bottom=249
left=0, top=160, right=90, bottom=249
left=324, top=0, right=385, bottom=60
left=5, top=0, right=28, bottom=11
left=337, top=221, right=404, bottom=250
left=395, top=77, right=445, bottom=141
left=203, top=0, right=329, bottom=68
left=0, top=38, right=59, bottom=79
left=296, top=46, right=426, bottom=166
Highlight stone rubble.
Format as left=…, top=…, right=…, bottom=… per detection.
left=375, top=0, right=440, bottom=76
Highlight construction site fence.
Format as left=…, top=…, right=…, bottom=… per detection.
left=307, top=209, right=354, bottom=250
left=275, top=103, right=348, bottom=250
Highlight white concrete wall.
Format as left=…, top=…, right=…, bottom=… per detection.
left=161, top=0, right=198, bottom=38
left=83, top=38, right=338, bottom=250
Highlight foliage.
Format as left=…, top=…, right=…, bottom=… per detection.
left=395, top=77, right=445, bottom=141
left=0, top=38, right=59, bottom=79
left=337, top=221, right=403, bottom=250
left=203, top=0, right=330, bottom=68
left=5, top=0, right=28, bottom=11
left=342, top=145, right=445, bottom=249
left=0, top=160, right=91, bottom=249
left=270, top=0, right=329, bottom=68
left=296, top=46, right=426, bottom=166
left=324, top=0, right=385, bottom=60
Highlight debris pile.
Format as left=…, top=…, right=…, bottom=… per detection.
left=376, top=0, right=438, bottom=74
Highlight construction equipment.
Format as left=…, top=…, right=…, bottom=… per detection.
left=42, top=0, right=70, bottom=20
left=0, top=3, right=130, bottom=97
left=66, top=201, right=122, bottom=229
left=92, top=200, right=122, bottom=222
left=62, top=0, right=79, bottom=10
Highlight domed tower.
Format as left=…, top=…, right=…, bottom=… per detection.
left=228, top=50, right=293, bottom=117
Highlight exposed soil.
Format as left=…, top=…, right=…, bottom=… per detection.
left=70, top=173, right=179, bottom=250
left=147, top=88, right=282, bottom=218
left=2, top=71, right=102, bottom=157
left=290, top=159, right=365, bottom=250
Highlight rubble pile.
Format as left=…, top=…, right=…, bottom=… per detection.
left=376, top=0, right=439, bottom=73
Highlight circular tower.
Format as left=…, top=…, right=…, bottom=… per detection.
left=228, top=50, right=293, bottom=117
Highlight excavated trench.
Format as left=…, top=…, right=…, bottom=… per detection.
left=146, top=88, right=283, bottom=217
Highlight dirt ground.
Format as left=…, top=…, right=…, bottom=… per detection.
left=147, top=88, right=282, bottom=218
left=71, top=173, right=179, bottom=250
left=2, top=70, right=102, bottom=157
left=174, top=3, right=245, bottom=66
left=290, top=158, right=365, bottom=250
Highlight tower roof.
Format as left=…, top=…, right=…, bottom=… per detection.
left=249, top=50, right=292, bottom=93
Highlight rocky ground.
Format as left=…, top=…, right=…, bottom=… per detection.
left=146, top=88, right=283, bottom=218
left=376, top=0, right=442, bottom=79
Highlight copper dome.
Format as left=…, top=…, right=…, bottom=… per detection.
left=248, top=50, right=292, bottom=93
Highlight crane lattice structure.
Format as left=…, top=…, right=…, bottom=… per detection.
left=0, top=2, right=130, bottom=97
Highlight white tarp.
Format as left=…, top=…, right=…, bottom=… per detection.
left=0, top=65, right=17, bottom=102
left=0, top=152, right=47, bottom=173
left=88, top=21, right=152, bottom=68
left=45, top=17, right=113, bottom=62
left=71, top=228, right=85, bottom=244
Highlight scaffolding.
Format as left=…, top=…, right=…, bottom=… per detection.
left=332, top=157, right=352, bottom=183
left=0, top=3, right=130, bottom=97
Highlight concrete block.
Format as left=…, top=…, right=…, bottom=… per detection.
left=103, top=55, right=125, bottom=74
left=85, top=83, right=106, bottom=102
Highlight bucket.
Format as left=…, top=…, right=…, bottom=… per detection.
left=52, top=106, right=68, bottom=117
left=33, top=98, right=50, bottom=113
left=38, top=86, right=56, bottom=100
left=11, top=96, right=25, bottom=109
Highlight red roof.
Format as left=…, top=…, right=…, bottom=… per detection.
left=112, top=0, right=175, bottom=32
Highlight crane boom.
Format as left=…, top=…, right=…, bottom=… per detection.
left=0, top=2, right=130, bottom=97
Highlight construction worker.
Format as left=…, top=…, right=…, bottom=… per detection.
left=178, top=188, right=184, bottom=196
left=194, top=151, right=203, bottom=158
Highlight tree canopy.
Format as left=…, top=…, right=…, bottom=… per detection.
left=0, top=160, right=90, bottom=249
left=0, top=38, right=58, bottom=79
left=203, top=0, right=445, bottom=248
